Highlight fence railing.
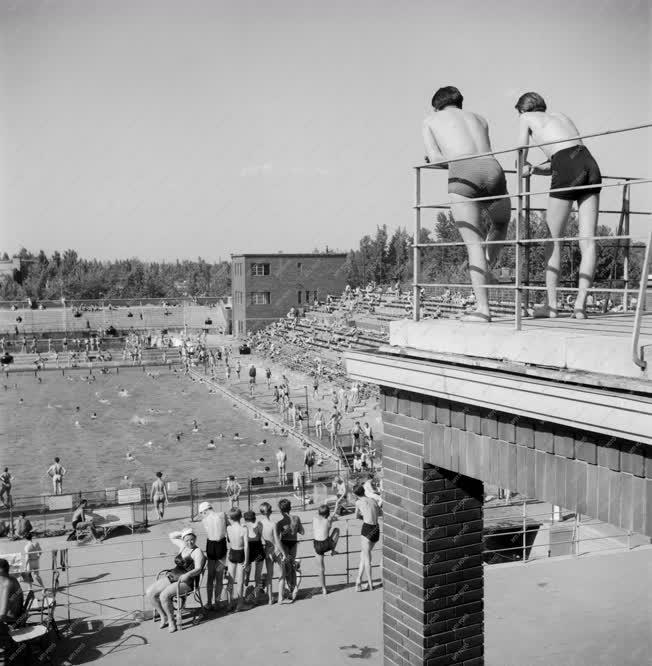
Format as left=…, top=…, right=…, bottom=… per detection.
left=5, top=496, right=645, bottom=628
left=413, top=122, right=652, bottom=370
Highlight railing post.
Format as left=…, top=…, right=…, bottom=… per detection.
left=524, top=173, right=532, bottom=312
left=515, top=149, right=524, bottom=330
left=413, top=167, right=422, bottom=321
left=522, top=499, right=527, bottom=562
left=623, top=183, right=631, bottom=309
left=140, top=539, right=146, bottom=612
left=345, top=523, right=350, bottom=585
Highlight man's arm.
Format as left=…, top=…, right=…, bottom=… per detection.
left=518, top=114, right=531, bottom=165
left=423, top=120, right=447, bottom=165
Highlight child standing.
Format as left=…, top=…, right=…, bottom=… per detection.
left=312, top=504, right=340, bottom=595
left=243, top=510, right=265, bottom=598
left=226, top=508, right=249, bottom=612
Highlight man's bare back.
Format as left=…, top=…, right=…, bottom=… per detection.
left=423, top=108, right=493, bottom=163
left=519, top=111, right=582, bottom=160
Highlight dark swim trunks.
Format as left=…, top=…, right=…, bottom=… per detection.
left=313, top=537, right=334, bottom=556
left=206, top=538, right=227, bottom=561
left=550, top=145, right=602, bottom=200
left=248, top=540, right=265, bottom=563
left=448, top=156, right=508, bottom=200
left=280, top=540, right=298, bottom=560
left=361, top=522, right=380, bottom=543
left=228, top=548, right=245, bottom=564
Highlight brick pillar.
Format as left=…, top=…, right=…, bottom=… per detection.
left=383, top=463, right=484, bottom=666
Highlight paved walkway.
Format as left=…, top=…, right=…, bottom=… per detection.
left=23, top=543, right=650, bottom=666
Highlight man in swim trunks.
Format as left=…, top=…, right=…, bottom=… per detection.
left=274, top=498, right=304, bottom=603
left=199, top=501, right=228, bottom=610
left=354, top=484, right=380, bottom=592
left=276, top=447, right=287, bottom=486
left=150, top=472, right=169, bottom=521
left=0, top=468, right=12, bottom=508
left=423, top=86, right=511, bottom=322
left=47, top=457, right=66, bottom=495
left=515, top=92, right=602, bottom=319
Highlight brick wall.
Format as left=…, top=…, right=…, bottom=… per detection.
left=382, top=390, right=485, bottom=666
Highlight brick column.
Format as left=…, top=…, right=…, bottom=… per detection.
left=383, top=459, right=484, bottom=666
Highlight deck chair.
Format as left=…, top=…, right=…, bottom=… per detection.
left=154, top=564, right=207, bottom=630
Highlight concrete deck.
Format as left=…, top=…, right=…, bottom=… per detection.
left=27, top=547, right=651, bottom=666
left=389, top=312, right=652, bottom=383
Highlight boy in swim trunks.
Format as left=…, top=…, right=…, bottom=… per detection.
left=259, top=502, right=280, bottom=605
left=226, top=508, right=249, bottom=612
left=354, top=484, right=380, bottom=592
left=312, top=504, right=340, bottom=595
left=423, top=86, right=511, bottom=322
left=515, top=92, right=602, bottom=319
left=274, top=498, right=304, bottom=604
left=199, top=501, right=228, bottom=610
left=242, top=510, right=265, bottom=597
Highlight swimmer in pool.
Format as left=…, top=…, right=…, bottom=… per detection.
left=207, top=439, right=216, bottom=450
left=192, top=420, right=199, bottom=433
left=233, top=433, right=241, bottom=440
left=217, top=433, right=224, bottom=439
left=91, top=412, right=97, bottom=420
left=126, top=452, right=135, bottom=462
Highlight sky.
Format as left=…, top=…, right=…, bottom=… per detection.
left=1, top=0, right=650, bottom=261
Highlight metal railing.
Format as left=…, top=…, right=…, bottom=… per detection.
left=413, top=122, right=652, bottom=370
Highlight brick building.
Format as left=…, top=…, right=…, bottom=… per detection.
left=230, top=253, right=347, bottom=336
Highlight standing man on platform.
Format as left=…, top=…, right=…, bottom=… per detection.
left=515, top=92, right=602, bottom=319
left=423, top=86, right=511, bottom=322
left=47, top=457, right=66, bottom=495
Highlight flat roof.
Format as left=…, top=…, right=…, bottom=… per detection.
left=230, top=253, right=347, bottom=259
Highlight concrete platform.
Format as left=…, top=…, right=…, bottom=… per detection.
left=389, top=313, right=652, bottom=384
left=36, top=547, right=651, bottom=666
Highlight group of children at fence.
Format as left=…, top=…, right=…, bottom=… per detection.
left=146, top=482, right=382, bottom=632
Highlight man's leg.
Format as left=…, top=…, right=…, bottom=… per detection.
left=449, top=195, right=491, bottom=320
left=317, top=553, right=326, bottom=593
left=543, top=197, right=574, bottom=314
left=214, top=560, right=225, bottom=607
left=575, top=192, right=600, bottom=316
left=206, top=559, right=216, bottom=608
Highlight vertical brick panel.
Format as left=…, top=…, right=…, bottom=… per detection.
left=553, top=426, right=575, bottom=459
left=534, top=421, right=555, bottom=454
left=465, top=405, right=482, bottom=435
left=450, top=401, right=466, bottom=431
left=515, top=416, right=535, bottom=449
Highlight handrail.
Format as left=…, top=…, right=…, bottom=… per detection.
left=412, top=121, right=652, bottom=370
left=419, top=121, right=652, bottom=168
left=631, top=231, right=652, bottom=371
left=415, top=178, right=652, bottom=209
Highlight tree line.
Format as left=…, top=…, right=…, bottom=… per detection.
left=1, top=213, right=644, bottom=302
left=342, top=211, right=644, bottom=290
left=0, top=249, right=231, bottom=302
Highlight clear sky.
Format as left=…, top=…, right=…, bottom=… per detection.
left=1, top=0, right=650, bottom=261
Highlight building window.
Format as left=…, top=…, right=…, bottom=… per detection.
left=251, top=263, right=270, bottom=276
left=313, top=290, right=319, bottom=302
left=237, top=321, right=243, bottom=334
left=305, top=290, right=310, bottom=303
left=297, top=262, right=302, bottom=273
left=235, top=291, right=243, bottom=304
left=297, top=291, right=302, bottom=304
left=250, top=291, right=271, bottom=305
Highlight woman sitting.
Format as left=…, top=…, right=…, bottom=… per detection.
left=145, top=528, right=205, bottom=633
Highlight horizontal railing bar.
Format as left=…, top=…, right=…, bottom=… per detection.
left=423, top=204, right=651, bottom=215
left=415, top=283, right=639, bottom=294
left=418, top=121, right=652, bottom=168
left=416, top=178, right=652, bottom=209
left=414, top=234, right=650, bottom=248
